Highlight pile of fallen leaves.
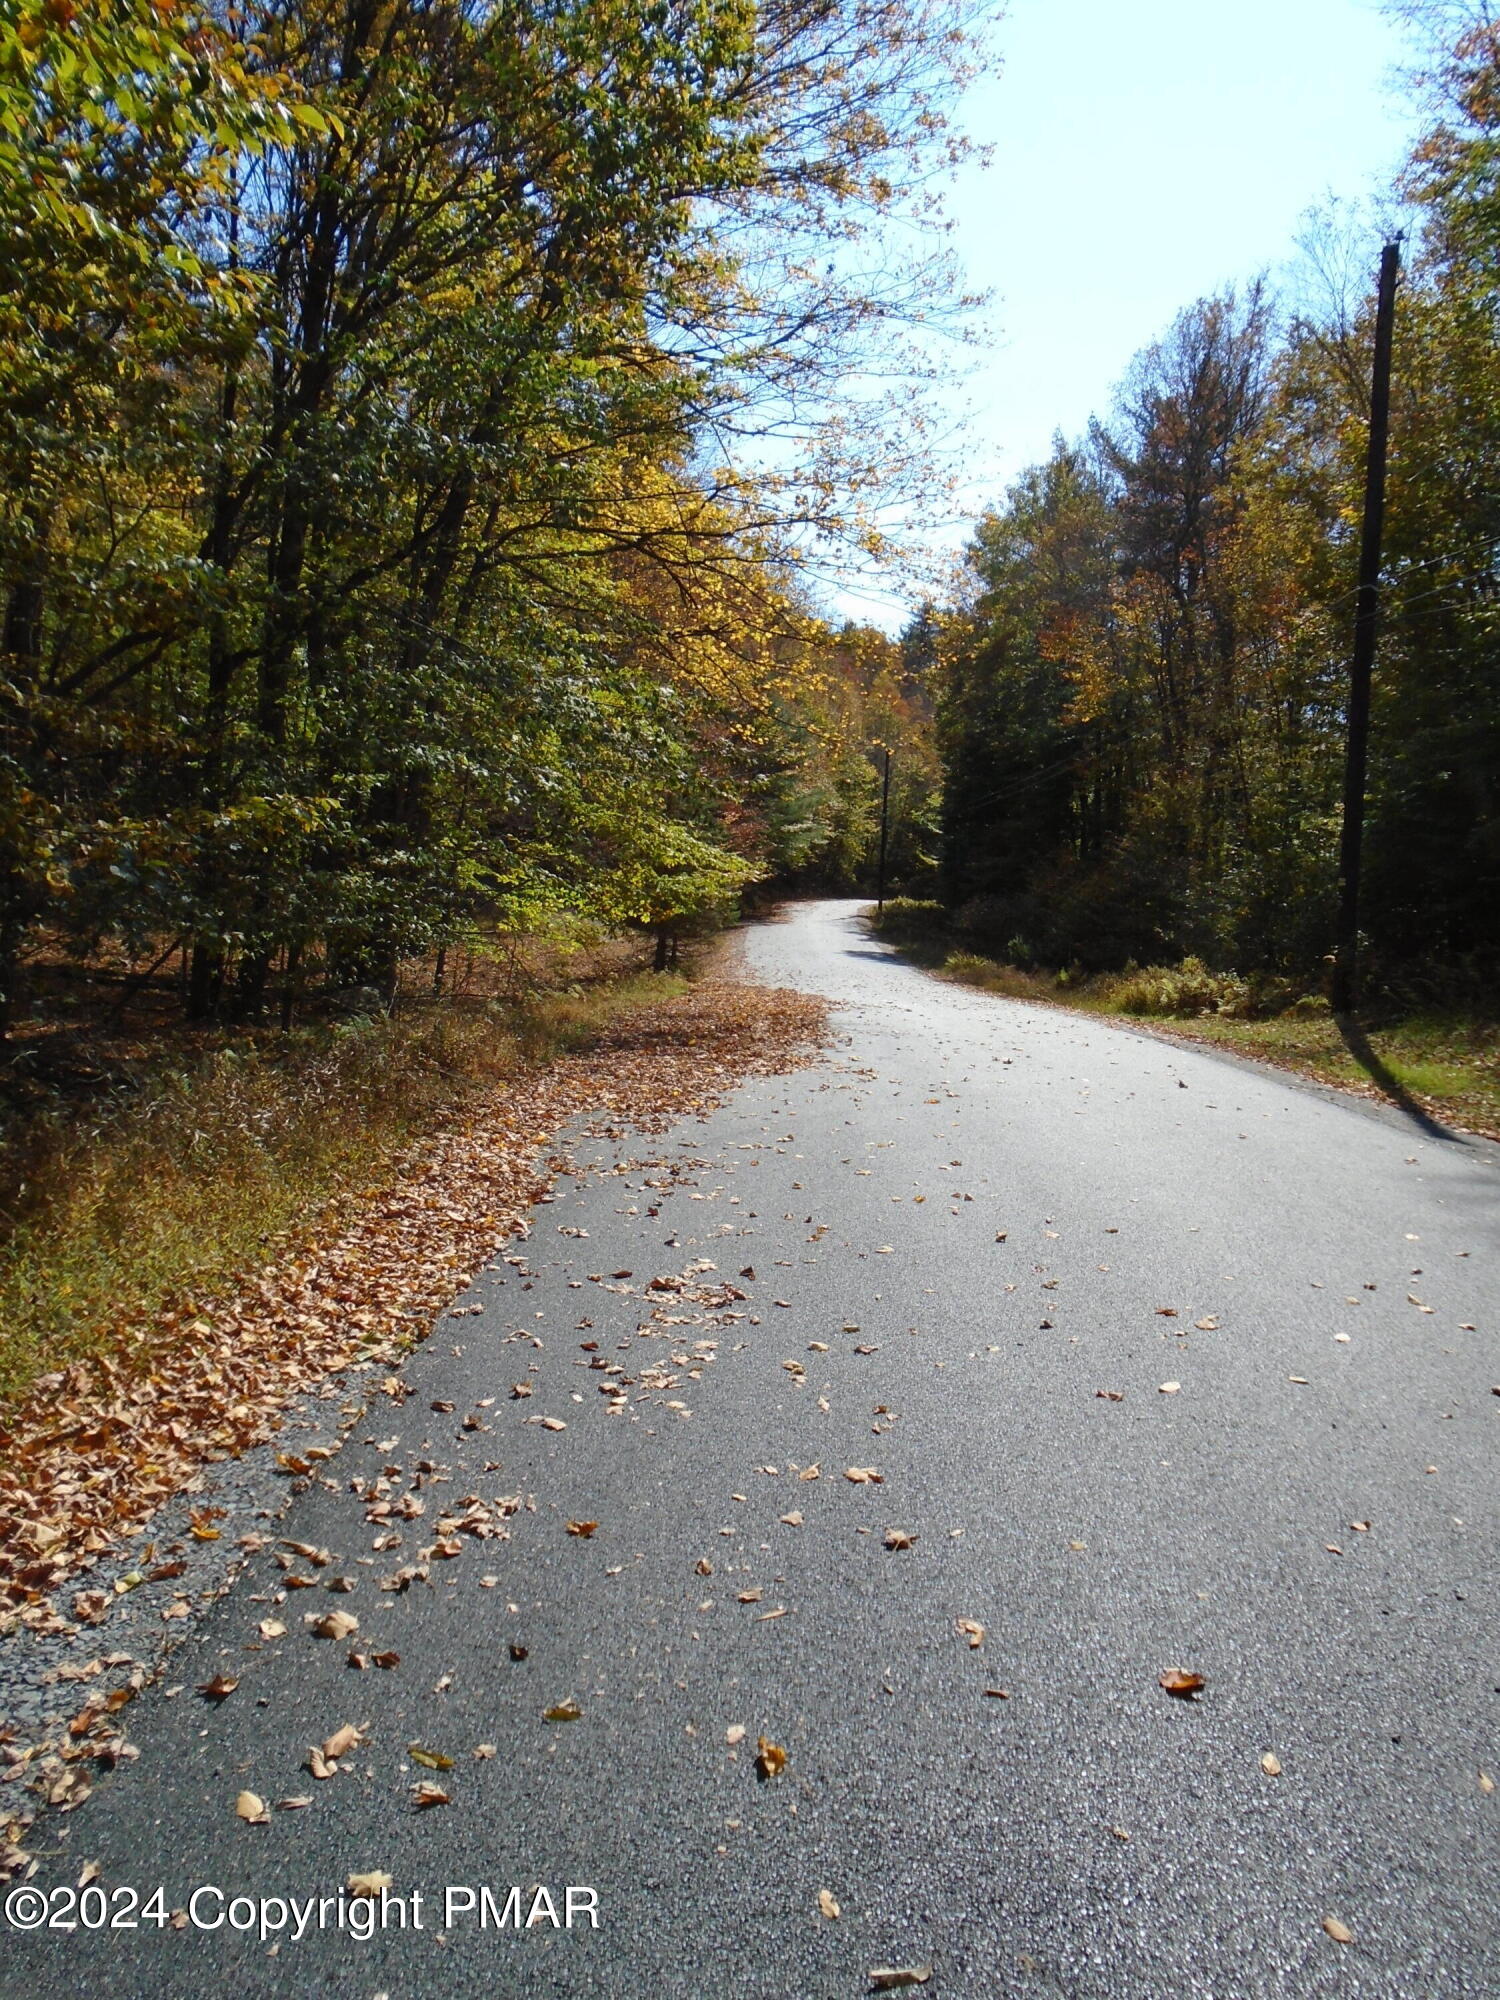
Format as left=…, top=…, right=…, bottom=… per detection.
left=0, top=982, right=825, bottom=1632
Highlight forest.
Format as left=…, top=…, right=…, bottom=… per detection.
left=0, top=0, right=958, bottom=1034
left=929, top=9, right=1500, bottom=1002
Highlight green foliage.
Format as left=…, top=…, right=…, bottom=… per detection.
left=0, top=0, right=980, bottom=1025
left=936, top=17, right=1500, bottom=986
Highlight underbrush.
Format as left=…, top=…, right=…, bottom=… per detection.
left=0, top=968, right=685, bottom=1405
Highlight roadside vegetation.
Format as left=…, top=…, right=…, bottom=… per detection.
left=0, top=941, right=691, bottom=1408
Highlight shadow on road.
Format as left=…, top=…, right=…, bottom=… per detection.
left=1334, top=1013, right=1462, bottom=1143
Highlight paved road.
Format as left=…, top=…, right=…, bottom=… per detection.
left=6, top=900, right=1497, bottom=1999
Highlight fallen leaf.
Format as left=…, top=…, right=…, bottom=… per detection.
left=1194, top=1316, right=1218, bottom=1331
left=1158, top=1381, right=1180, bottom=1395
left=844, top=1467, right=882, bottom=1484
left=1322, top=1916, right=1353, bottom=1944
left=412, top=1781, right=450, bottom=1808
left=983, top=1687, right=1011, bottom=1699
left=1158, top=1668, right=1205, bottom=1698
left=738, top=1588, right=763, bottom=1603
left=755, top=1737, right=787, bottom=1779
left=538, top=1417, right=567, bottom=1432
left=348, top=1872, right=392, bottom=1897
left=1260, top=1752, right=1282, bottom=1777
left=695, top=1558, right=714, bottom=1576
left=779, top=1511, right=804, bottom=1527
left=323, top=1724, right=362, bottom=1760
left=310, top=1610, right=359, bottom=1641
left=544, top=1699, right=582, bottom=1722
left=726, top=1724, right=746, bottom=1745
left=234, top=1790, right=268, bottom=1825
left=566, top=1520, right=598, bottom=1538
left=474, top=1743, right=497, bottom=1760
left=818, top=1889, right=841, bottom=1920
left=869, top=1970, right=932, bottom=1991
left=883, top=1529, right=915, bottom=1550
left=276, top=1795, right=313, bottom=1811
left=955, top=1618, right=984, bottom=1649
left=1095, top=1389, right=1124, bottom=1401
left=196, top=1674, right=238, bottom=1701
left=259, top=1618, right=287, bottom=1640
left=408, top=1745, right=455, bottom=1770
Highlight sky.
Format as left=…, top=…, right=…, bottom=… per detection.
left=836, top=0, right=1426, bottom=626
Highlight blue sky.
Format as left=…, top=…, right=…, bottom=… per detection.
left=839, top=0, right=1425, bottom=624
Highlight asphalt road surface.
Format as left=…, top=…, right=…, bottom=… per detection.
left=6, top=900, right=1496, bottom=1999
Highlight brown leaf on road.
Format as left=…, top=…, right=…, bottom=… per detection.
left=737, top=1588, right=763, bottom=1603
left=309, top=1610, right=359, bottom=1641
left=536, top=1417, right=567, bottom=1431
left=818, top=1889, right=841, bottom=1920
left=196, top=1675, right=238, bottom=1701
left=1095, top=1389, right=1124, bottom=1401
left=372, top=1650, right=400, bottom=1669
left=779, top=1511, right=803, bottom=1526
left=1159, top=1669, right=1205, bottom=1698
left=1158, top=1381, right=1180, bottom=1395
left=322, top=1724, right=362, bottom=1760
left=1260, top=1753, right=1282, bottom=1777
left=883, top=1528, right=914, bottom=1550
left=755, top=1737, right=787, bottom=1780
left=544, top=1699, right=582, bottom=1722
left=1194, top=1317, right=1219, bottom=1331
left=695, top=1557, right=714, bottom=1575
left=726, top=1724, right=746, bottom=1745
left=348, top=1871, right=392, bottom=1897
left=955, top=1618, right=984, bottom=1649
left=258, top=1618, right=287, bottom=1640
left=234, top=1790, right=268, bottom=1825
left=869, top=1970, right=932, bottom=1991
left=566, top=1519, right=598, bottom=1538
left=276, top=1795, right=313, bottom=1811
left=1323, top=1917, right=1353, bottom=1944
left=413, top=1781, right=450, bottom=1808
left=844, top=1467, right=882, bottom=1484
left=984, top=1688, right=1011, bottom=1699
left=474, top=1743, right=497, bottom=1760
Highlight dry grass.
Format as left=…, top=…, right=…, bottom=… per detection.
left=0, top=968, right=687, bottom=1408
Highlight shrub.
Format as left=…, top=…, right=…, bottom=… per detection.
left=869, top=898, right=948, bottom=942
left=1109, top=957, right=1250, bottom=1018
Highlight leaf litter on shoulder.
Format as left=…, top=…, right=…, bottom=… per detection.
left=0, top=983, right=826, bottom=1629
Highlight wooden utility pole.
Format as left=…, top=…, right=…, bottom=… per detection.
left=876, top=747, right=892, bottom=913
left=1332, top=238, right=1401, bottom=1015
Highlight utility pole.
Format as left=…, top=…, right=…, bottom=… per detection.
left=1332, top=238, right=1401, bottom=1015
left=875, top=747, right=892, bottom=914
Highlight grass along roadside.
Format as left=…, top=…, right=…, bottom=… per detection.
left=0, top=965, right=689, bottom=1413
left=869, top=904, right=1500, bottom=1140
